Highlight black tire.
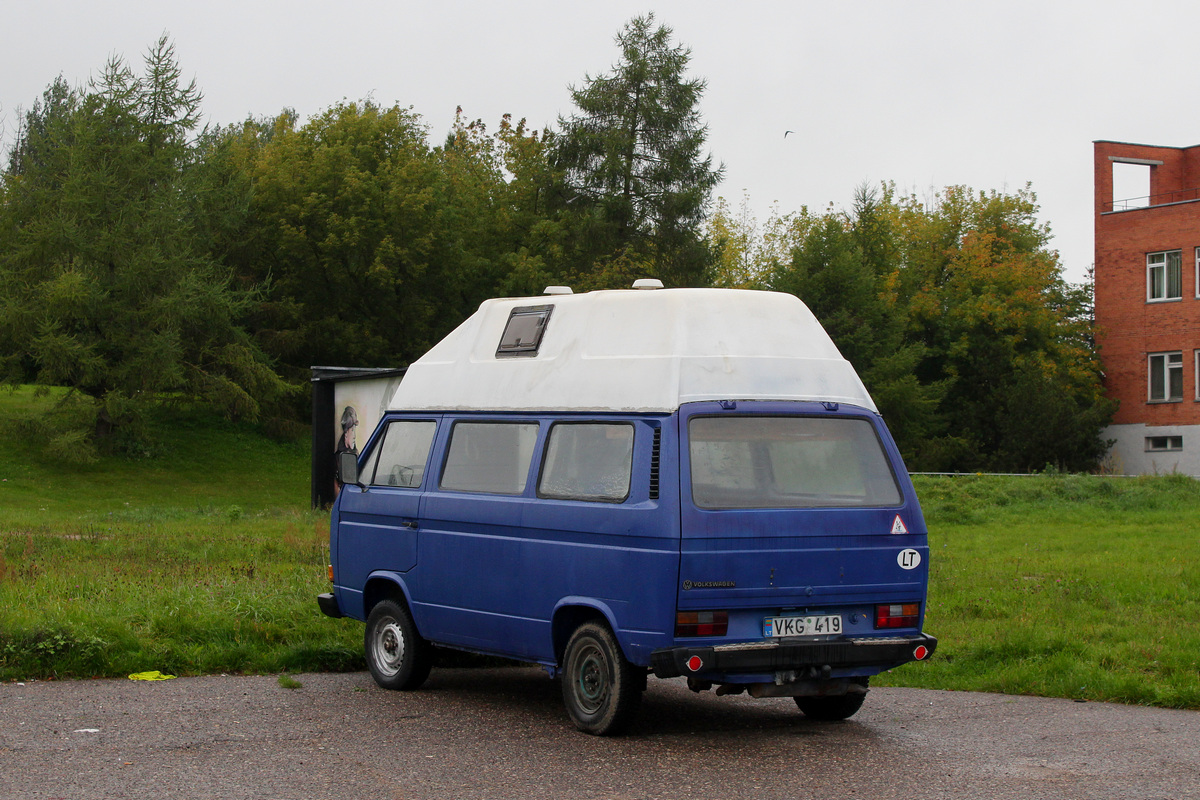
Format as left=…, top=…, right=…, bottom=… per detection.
left=364, top=598, right=432, bottom=690
left=795, top=685, right=867, bottom=721
left=561, top=621, right=643, bottom=735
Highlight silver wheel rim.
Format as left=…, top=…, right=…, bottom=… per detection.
left=371, top=618, right=405, bottom=677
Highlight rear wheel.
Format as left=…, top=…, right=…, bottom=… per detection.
left=364, top=598, right=432, bottom=690
left=561, top=622, right=643, bottom=735
left=794, top=681, right=867, bottom=721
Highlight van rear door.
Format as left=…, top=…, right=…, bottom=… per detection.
left=676, top=401, right=929, bottom=638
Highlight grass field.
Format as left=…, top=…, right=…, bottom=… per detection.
left=0, top=386, right=361, bottom=679
left=1, top=385, right=1198, bottom=709
left=883, top=473, right=1200, bottom=708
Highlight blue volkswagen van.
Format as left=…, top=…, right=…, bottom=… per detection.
left=318, top=285, right=936, bottom=735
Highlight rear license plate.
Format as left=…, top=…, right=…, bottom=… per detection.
left=763, top=614, right=842, bottom=638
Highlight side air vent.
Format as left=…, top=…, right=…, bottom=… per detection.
left=649, top=427, right=661, bottom=500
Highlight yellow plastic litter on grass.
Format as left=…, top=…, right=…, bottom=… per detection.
left=128, top=671, right=176, bottom=681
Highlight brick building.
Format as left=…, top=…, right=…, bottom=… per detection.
left=1094, top=140, right=1200, bottom=474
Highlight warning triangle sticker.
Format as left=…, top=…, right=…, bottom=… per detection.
left=890, top=515, right=908, bottom=535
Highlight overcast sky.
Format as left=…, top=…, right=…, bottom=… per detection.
left=3, top=0, right=1197, bottom=284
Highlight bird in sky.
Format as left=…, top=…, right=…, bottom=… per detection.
left=784, top=130, right=794, bottom=138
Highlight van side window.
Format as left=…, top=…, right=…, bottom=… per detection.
left=538, top=423, right=634, bottom=503
left=689, top=416, right=901, bottom=509
left=440, top=422, right=539, bottom=495
left=369, top=420, right=437, bottom=487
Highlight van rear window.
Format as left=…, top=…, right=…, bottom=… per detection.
left=688, top=416, right=901, bottom=509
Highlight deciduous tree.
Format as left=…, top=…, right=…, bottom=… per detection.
left=762, top=183, right=1112, bottom=471
left=206, top=102, right=559, bottom=374
left=895, top=185, right=1114, bottom=471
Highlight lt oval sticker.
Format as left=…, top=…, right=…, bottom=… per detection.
left=897, top=549, right=921, bottom=570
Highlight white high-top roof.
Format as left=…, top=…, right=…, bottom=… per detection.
left=389, top=287, right=876, bottom=413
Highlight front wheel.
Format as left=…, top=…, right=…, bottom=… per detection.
left=364, top=598, right=432, bottom=690
left=561, top=622, right=643, bottom=735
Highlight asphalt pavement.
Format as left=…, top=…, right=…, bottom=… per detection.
left=1, top=668, right=1197, bottom=799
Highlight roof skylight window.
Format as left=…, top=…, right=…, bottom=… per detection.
left=496, top=304, right=553, bottom=357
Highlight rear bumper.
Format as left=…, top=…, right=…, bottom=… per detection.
left=317, top=592, right=343, bottom=619
left=651, top=633, right=937, bottom=679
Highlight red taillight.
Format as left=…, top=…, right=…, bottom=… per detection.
left=327, top=564, right=335, bottom=582
left=675, top=610, right=729, bottom=637
left=875, top=603, right=920, bottom=629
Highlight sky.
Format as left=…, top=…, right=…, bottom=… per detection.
left=3, top=0, right=1199, bottom=285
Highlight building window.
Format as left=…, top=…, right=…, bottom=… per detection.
left=1145, top=436, right=1183, bottom=452
left=1195, top=248, right=1200, bottom=298
left=1147, top=250, right=1182, bottom=301
left=1149, top=351, right=1183, bottom=402
left=1196, top=350, right=1200, bottom=400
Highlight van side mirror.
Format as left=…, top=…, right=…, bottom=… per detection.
left=338, top=451, right=364, bottom=490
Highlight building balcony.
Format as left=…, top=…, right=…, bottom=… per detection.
left=1104, top=187, right=1200, bottom=213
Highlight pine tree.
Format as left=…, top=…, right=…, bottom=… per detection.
left=554, top=14, right=722, bottom=287
left=0, top=37, right=289, bottom=456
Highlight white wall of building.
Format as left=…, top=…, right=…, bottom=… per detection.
left=1103, top=423, right=1200, bottom=476
left=333, top=374, right=406, bottom=453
